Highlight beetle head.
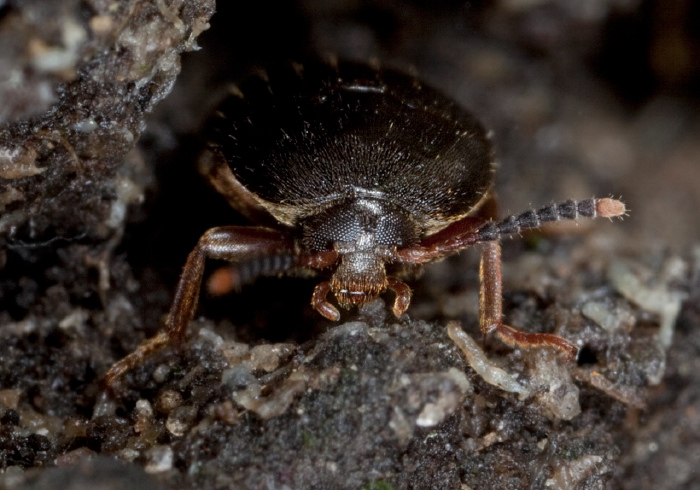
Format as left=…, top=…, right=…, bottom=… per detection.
left=330, top=248, right=391, bottom=309
left=302, top=196, right=418, bottom=316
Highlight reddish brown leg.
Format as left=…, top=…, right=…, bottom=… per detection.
left=165, top=227, right=296, bottom=343
left=104, top=226, right=295, bottom=387
left=394, top=216, right=485, bottom=264
left=103, top=332, right=171, bottom=387
left=393, top=197, right=623, bottom=360
left=479, top=240, right=578, bottom=361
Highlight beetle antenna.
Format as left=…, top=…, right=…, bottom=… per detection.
left=475, top=197, right=626, bottom=242
left=207, top=253, right=298, bottom=296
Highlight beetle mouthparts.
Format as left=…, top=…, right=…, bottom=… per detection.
left=336, top=289, right=374, bottom=307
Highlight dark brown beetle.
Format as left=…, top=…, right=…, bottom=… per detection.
left=105, top=59, right=625, bottom=385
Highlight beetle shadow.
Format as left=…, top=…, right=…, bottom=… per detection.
left=201, top=273, right=329, bottom=344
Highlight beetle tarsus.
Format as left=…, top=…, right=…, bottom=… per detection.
left=103, top=331, right=171, bottom=390
left=478, top=238, right=577, bottom=362
left=491, top=323, right=579, bottom=361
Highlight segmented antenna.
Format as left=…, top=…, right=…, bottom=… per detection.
left=208, top=254, right=298, bottom=295
left=476, top=198, right=626, bottom=242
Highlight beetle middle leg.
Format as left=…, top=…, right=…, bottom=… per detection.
left=165, top=226, right=299, bottom=343
left=473, top=197, right=624, bottom=359
left=396, top=216, right=578, bottom=360
left=104, top=226, right=297, bottom=387
left=479, top=240, right=578, bottom=360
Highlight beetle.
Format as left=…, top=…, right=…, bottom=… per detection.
left=105, top=59, right=625, bottom=386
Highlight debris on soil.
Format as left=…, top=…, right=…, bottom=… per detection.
left=447, top=321, right=530, bottom=399
left=0, top=0, right=214, bottom=243
left=608, top=257, right=687, bottom=351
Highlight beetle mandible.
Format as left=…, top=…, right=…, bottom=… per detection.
left=105, top=59, right=625, bottom=385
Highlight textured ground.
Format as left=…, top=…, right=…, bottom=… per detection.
left=1, top=1, right=699, bottom=489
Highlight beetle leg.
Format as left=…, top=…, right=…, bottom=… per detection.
left=394, top=216, right=485, bottom=264
left=479, top=240, right=578, bottom=361
left=312, top=281, right=340, bottom=321
left=386, top=277, right=412, bottom=317
left=104, top=226, right=294, bottom=387
left=103, top=332, right=171, bottom=388
left=165, top=226, right=296, bottom=343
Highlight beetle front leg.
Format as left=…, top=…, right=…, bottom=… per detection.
left=104, top=226, right=295, bottom=387
left=479, top=240, right=578, bottom=361
left=394, top=215, right=485, bottom=264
